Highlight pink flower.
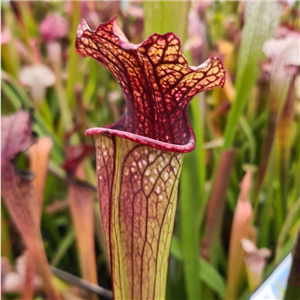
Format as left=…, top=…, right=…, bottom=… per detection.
left=40, top=14, right=69, bottom=42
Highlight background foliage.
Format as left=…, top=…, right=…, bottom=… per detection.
left=1, top=1, right=300, bottom=299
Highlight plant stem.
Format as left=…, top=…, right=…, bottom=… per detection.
left=66, top=1, right=81, bottom=107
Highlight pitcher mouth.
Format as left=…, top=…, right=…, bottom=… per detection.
left=86, top=127, right=196, bottom=153
left=78, top=16, right=225, bottom=154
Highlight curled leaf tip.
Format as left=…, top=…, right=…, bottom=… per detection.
left=76, top=17, right=225, bottom=153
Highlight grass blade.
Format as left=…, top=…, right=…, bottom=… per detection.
left=171, top=237, right=225, bottom=297
left=223, top=2, right=281, bottom=149
left=203, top=149, right=236, bottom=265
left=275, top=198, right=300, bottom=264
left=179, top=153, right=201, bottom=298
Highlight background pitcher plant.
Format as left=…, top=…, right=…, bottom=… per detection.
left=75, top=16, right=225, bottom=299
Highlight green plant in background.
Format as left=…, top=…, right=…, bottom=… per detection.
left=1, top=1, right=300, bottom=300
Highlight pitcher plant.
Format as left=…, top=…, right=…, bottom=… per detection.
left=76, top=16, right=225, bottom=299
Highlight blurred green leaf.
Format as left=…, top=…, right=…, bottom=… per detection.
left=66, top=1, right=81, bottom=107
left=144, top=1, right=190, bottom=40
left=276, top=198, right=300, bottom=264
left=51, top=229, right=75, bottom=267
left=171, top=237, right=225, bottom=297
left=223, top=2, right=282, bottom=149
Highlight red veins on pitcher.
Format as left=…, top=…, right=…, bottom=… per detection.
left=76, top=16, right=225, bottom=300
